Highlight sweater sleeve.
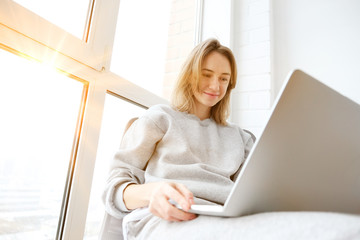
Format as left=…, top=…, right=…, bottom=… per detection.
left=243, top=130, right=254, bottom=160
left=102, top=115, right=164, bottom=218
left=231, top=128, right=255, bottom=181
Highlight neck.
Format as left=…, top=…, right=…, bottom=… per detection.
left=191, top=107, right=211, bottom=121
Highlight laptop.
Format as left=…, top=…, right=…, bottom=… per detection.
left=186, top=69, right=360, bottom=217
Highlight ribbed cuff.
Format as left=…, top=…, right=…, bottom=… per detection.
left=114, top=182, right=136, bottom=212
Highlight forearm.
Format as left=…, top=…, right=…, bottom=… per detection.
left=122, top=183, right=155, bottom=210
left=122, top=181, right=197, bottom=221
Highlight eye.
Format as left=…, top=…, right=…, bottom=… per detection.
left=221, top=77, right=229, bottom=82
left=202, top=73, right=211, bottom=78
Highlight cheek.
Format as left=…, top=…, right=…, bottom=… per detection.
left=220, top=84, right=229, bottom=96
left=193, top=91, right=202, bottom=102
left=197, top=79, right=207, bottom=90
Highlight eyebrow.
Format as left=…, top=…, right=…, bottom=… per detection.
left=202, top=68, right=231, bottom=76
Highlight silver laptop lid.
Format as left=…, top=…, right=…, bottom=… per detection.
left=224, top=69, right=360, bottom=217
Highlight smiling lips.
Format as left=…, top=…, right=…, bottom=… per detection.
left=204, top=91, right=219, bottom=97
left=204, top=91, right=220, bottom=98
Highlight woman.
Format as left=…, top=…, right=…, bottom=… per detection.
left=103, top=39, right=254, bottom=238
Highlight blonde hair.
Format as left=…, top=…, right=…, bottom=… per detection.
left=171, top=38, right=237, bottom=125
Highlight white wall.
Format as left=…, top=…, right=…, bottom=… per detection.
left=201, top=0, right=272, bottom=137
left=231, top=0, right=272, bottom=136
left=201, top=0, right=232, bottom=47
left=272, top=0, right=360, bottom=104
left=230, top=0, right=360, bottom=137
left=200, top=0, right=360, bottom=137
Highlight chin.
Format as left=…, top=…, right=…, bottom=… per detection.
left=207, top=101, right=220, bottom=107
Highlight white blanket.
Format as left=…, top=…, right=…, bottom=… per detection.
left=121, top=209, right=360, bottom=240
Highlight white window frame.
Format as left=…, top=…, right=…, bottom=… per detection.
left=1, top=0, right=119, bottom=71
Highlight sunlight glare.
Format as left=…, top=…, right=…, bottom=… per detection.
left=13, top=0, right=90, bottom=39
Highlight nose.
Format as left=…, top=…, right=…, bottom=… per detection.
left=208, top=76, right=220, bottom=91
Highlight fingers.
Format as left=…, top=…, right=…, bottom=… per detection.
left=173, top=183, right=194, bottom=211
left=151, top=195, right=196, bottom=222
left=164, top=183, right=193, bottom=211
left=148, top=182, right=197, bottom=222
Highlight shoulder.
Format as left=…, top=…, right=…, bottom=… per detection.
left=144, top=104, right=178, bottom=119
left=226, top=121, right=255, bottom=144
left=141, top=104, right=179, bottom=131
left=147, top=104, right=175, bottom=114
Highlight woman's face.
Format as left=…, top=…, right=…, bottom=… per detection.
left=193, top=51, right=231, bottom=115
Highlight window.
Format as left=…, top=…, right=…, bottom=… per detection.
left=12, top=0, right=91, bottom=39
left=111, top=0, right=171, bottom=97
left=111, top=0, right=198, bottom=99
left=83, top=94, right=145, bottom=239
left=0, top=49, right=84, bottom=239
left=0, top=0, right=198, bottom=238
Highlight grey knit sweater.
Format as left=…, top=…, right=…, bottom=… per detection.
left=103, top=104, right=254, bottom=218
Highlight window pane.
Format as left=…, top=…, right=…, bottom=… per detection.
left=83, top=94, right=145, bottom=239
left=0, top=49, right=84, bottom=239
left=110, top=0, right=197, bottom=100
left=13, top=0, right=90, bottom=39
